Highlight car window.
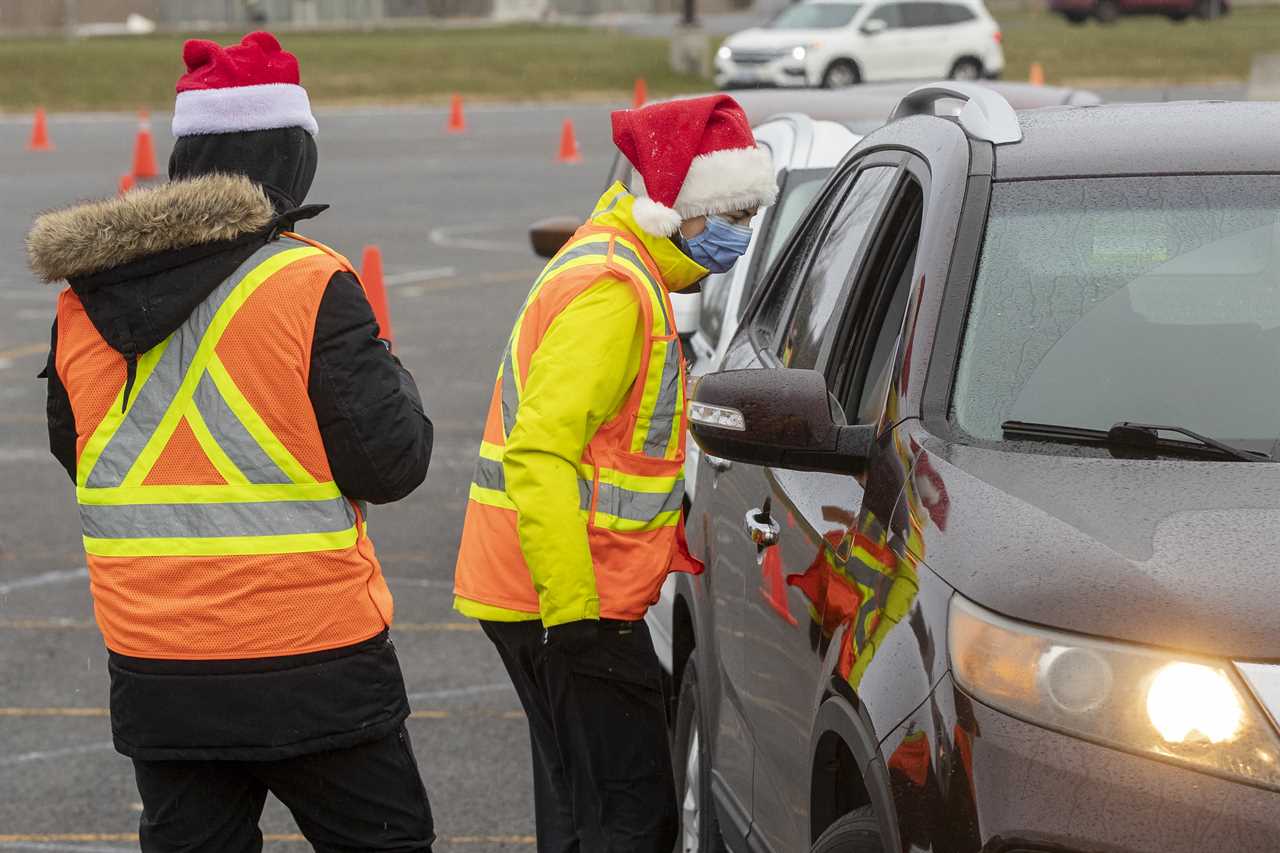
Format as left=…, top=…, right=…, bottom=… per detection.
left=953, top=174, right=1280, bottom=449
left=836, top=178, right=924, bottom=424
left=902, top=2, right=948, bottom=26
left=698, top=271, right=733, bottom=347
left=751, top=168, right=861, bottom=348
left=739, top=168, right=832, bottom=322
left=768, top=2, right=862, bottom=28
left=779, top=166, right=897, bottom=370
left=941, top=2, right=977, bottom=22
left=865, top=3, right=904, bottom=28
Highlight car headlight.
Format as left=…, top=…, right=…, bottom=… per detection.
left=717, top=45, right=732, bottom=60
left=791, top=45, right=807, bottom=61
left=950, top=595, right=1280, bottom=790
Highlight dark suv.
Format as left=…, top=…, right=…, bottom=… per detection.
left=671, top=86, right=1280, bottom=853
left=1049, top=0, right=1227, bottom=24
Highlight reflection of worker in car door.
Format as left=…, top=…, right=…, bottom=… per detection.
left=453, top=95, right=777, bottom=851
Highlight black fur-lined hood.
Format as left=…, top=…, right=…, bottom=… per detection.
left=27, top=173, right=275, bottom=283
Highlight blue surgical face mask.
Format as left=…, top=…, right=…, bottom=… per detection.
left=685, top=215, right=753, bottom=274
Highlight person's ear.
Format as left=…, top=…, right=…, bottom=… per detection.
left=680, top=215, right=707, bottom=239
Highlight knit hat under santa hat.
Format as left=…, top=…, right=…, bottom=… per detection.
left=612, top=94, right=777, bottom=238
left=172, top=31, right=318, bottom=139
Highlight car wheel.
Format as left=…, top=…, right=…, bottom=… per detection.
left=1095, top=0, right=1120, bottom=22
left=822, top=60, right=861, bottom=89
left=810, top=806, right=884, bottom=853
left=673, top=660, right=726, bottom=853
left=949, top=58, right=983, bottom=81
left=1064, top=10, right=1089, bottom=22
left=1168, top=10, right=1188, bottom=20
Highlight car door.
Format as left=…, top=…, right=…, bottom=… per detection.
left=856, top=2, right=911, bottom=81
left=694, top=158, right=881, bottom=846
left=901, top=2, right=955, bottom=78
left=735, top=155, right=910, bottom=853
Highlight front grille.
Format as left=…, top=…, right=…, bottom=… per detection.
left=729, top=48, right=785, bottom=64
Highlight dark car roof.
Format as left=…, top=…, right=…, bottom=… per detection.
left=725, top=81, right=1101, bottom=129
left=994, top=100, right=1280, bottom=180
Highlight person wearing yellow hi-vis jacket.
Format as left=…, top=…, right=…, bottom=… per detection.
left=453, top=95, right=777, bottom=852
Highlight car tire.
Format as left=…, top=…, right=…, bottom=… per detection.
left=1168, top=10, right=1188, bottom=20
left=1095, top=0, right=1120, bottom=22
left=673, top=659, right=727, bottom=853
left=1064, top=10, right=1089, bottom=22
left=822, top=60, right=861, bottom=89
left=949, top=58, right=983, bottom=81
left=810, top=806, right=884, bottom=853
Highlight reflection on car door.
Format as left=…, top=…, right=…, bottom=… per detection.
left=747, top=161, right=926, bottom=850
left=695, top=160, right=867, bottom=842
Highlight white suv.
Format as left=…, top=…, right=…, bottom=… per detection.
left=715, top=0, right=1005, bottom=89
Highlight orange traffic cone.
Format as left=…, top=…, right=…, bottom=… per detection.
left=447, top=94, right=466, bottom=134
left=360, top=245, right=394, bottom=346
left=557, top=119, right=582, bottom=164
left=1029, top=62, right=1045, bottom=86
left=118, top=173, right=135, bottom=195
left=132, top=111, right=158, bottom=180
left=28, top=107, right=53, bottom=151
left=632, top=77, right=648, bottom=109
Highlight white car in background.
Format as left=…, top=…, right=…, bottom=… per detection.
left=716, top=0, right=1005, bottom=88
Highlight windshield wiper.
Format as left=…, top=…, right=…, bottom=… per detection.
left=1001, top=420, right=1272, bottom=462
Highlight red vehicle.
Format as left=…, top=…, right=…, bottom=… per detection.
left=1049, top=0, right=1227, bottom=23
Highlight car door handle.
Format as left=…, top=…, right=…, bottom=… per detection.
left=706, top=454, right=733, bottom=473
left=744, top=508, right=780, bottom=547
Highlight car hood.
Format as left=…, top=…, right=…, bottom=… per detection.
left=726, top=27, right=834, bottom=48
left=916, top=438, right=1280, bottom=660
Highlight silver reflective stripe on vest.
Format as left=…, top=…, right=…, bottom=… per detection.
left=84, top=242, right=300, bottom=488
left=642, top=341, right=682, bottom=457
left=80, top=495, right=355, bottom=540
left=192, top=372, right=291, bottom=485
left=474, top=455, right=506, bottom=491
left=594, top=479, right=684, bottom=522
left=500, top=345, right=519, bottom=439
left=609, top=241, right=671, bottom=335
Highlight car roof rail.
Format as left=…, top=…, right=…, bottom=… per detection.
left=888, top=82, right=1022, bottom=145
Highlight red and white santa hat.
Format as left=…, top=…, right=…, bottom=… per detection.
left=172, top=31, right=318, bottom=139
left=612, top=94, right=777, bottom=238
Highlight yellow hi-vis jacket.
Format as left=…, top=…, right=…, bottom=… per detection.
left=453, top=183, right=708, bottom=627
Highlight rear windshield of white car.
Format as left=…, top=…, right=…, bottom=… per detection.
left=769, top=3, right=861, bottom=28
left=953, top=175, right=1280, bottom=450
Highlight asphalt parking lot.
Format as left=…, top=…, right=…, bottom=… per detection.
left=0, top=101, right=621, bottom=851
left=0, top=82, right=1233, bottom=851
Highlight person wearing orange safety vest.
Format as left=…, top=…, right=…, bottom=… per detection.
left=29, top=33, right=435, bottom=853
left=453, top=95, right=777, bottom=852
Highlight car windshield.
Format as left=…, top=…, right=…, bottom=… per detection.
left=953, top=174, right=1280, bottom=452
left=768, top=3, right=861, bottom=28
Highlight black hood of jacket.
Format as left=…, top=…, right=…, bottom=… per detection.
left=170, top=127, right=318, bottom=213
left=26, top=172, right=322, bottom=360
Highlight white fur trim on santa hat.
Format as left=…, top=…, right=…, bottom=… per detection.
left=172, top=82, right=318, bottom=138
left=674, top=145, right=777, bottom=220
left=631, top=195, right=685, bottom=237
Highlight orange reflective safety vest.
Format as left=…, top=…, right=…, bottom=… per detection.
left=454, top=214, right=701, bottom=622
left=56, top=235, right=393, bottom=660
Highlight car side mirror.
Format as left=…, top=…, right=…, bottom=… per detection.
left=688, top=368, right=874, bottom=474
left=528, top=215, right=579, bottom=259
left=861, top=18, right=888, bottom=34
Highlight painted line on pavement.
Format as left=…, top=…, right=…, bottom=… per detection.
left=429, top=223, right=524, bottom=253
left=0, top=448, right=51, bottom=463
left=0, top=740, right=116, bottom=767
left=0, top=567, right=88, bottom=595
left=0, top=842, right=134, bottom=852
left=0, top=618, right=95, bottom=629
left=0, top=708, right=108, bottom=717
left=384, top=266, right=457, bottom=287
left=0, top=343, right=46, bottom=360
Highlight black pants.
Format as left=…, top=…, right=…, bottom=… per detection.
left=131, top=725, right=435, bottom=853
left=482, top=619, right=677, bottom=853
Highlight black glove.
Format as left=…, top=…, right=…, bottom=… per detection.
left=543, top=619, right=600, bottom=655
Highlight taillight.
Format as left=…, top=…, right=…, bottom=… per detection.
left=994, top=29, right=1003, bottom=43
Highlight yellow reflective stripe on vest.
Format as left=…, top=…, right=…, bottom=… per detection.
left=75, top=241, right=357, bottom=558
